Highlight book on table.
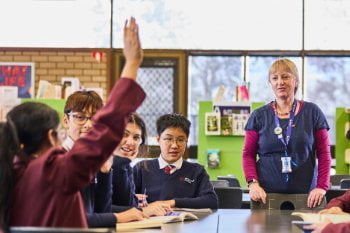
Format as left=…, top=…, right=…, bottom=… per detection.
left=173, top=208, right=213, bottom=214
left=116, top=211, right=198, bottom=231
left=292, top=211, right=350, bottom=224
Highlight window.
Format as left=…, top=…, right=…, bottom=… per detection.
left=188, top=55, right=243, bottom=145
left=305, top=0, right=350, bottom=50
left=0, top=0, right=110, bottom=47
left=125, top=57, right=179, bottom=144
left=304, top=56, right=350, bottom=143
left=113, top=0, right=302, bottom=50
left=247, top=56, right=303, bottom=104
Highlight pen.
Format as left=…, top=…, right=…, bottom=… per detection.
left=142, top=188, right=148, bottom=207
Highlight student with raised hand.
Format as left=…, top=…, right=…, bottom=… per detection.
left=0, top=16, right=145, bottom=232
left=133, top=113, right=218, bottom=209
left=111, top=112, right=171, bottom=216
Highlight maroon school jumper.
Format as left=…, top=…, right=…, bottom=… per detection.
left=321, top=190, right=350, bottom=233
left=10, top=78, right=145, bottom=227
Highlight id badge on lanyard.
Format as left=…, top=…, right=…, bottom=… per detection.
left=281, top=154, right=292, bottom=173
left=273, top=100, right=297, bottom=174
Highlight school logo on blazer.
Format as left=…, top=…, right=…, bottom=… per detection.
left=179, top=176, right=195, bottom=184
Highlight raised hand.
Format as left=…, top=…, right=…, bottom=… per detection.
left=121, top=17, right=143, bottom=80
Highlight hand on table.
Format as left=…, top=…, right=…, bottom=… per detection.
left=115, top=207, right=145, bottom=223
left=307, top=188, right=326, bottom=208
left=303, top=218, right=332, bottom=233
left=249, top=183, right=267, bottom=204
left=142, top=202, right=172, bottom=217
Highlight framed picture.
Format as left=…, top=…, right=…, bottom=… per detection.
left=205, top=112, right=220, bottom=135
left=232, top=113, right=250, bottom=136
left=207, top=149, right=220, bottom=168
left=0, top=62, right=35, bottom=98
left=221, top=115, right=233, bottom=135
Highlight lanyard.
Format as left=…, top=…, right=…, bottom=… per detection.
left=273, top=99, right=297, bottom=153
left=272, top=99, right=297, bottom=182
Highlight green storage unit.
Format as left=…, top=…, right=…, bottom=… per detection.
left=335, top=108, right=350, bottom=174
left=21, top=98, right=66, bottom=120
left=197, top=101, right=264, bottom=187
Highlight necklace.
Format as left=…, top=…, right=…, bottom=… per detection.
left=277, top=111, right=289, bottom=116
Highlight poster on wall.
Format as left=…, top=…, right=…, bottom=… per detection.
left=0, top=62, right=35, bottom=98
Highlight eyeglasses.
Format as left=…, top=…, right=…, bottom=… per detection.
left=68, top=112, right=93, bottom=125
left=161, top=137, right=187, bottom=147
left=270, top=73, right=293, bottom=83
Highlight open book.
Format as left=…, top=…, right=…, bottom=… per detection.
left=292, top=211, right=350, bottom=224
left=173, top=208, right=213, bottom=214
left=116, top=211, right=198, bottom=231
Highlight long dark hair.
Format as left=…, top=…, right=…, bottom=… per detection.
left=128, top=112, right=148, bottom=157
left=0, top=102, right=59, bottom=232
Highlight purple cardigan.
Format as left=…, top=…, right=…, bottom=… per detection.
left=10, top=78, right=145, bottom=228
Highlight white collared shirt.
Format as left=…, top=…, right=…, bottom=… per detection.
left=158, top=155, right=183, bottom=174
left=62, top=136, right=75, bottom=151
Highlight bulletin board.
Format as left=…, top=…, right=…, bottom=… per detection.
left=0, top=62, right=35, bottom=98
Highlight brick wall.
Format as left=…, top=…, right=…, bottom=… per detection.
left=0, top=49, right=108, bottom=99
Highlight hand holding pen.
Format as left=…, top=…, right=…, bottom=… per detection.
left=136, top=188, right=148, bottom=207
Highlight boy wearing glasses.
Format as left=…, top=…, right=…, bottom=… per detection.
left=133, top=113, right=218, bottom=209
left=62, top=90, right=146, bottom=226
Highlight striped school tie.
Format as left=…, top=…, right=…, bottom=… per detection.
left=164, top=165, right=175, bottom=174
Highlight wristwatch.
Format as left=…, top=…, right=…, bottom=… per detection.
left=247, top=179, right=259, bottom=187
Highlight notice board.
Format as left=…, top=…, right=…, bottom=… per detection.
left=0, top=62, right=35, bottom=98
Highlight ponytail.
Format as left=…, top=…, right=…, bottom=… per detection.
left=0, top=119, right=20, bottom=232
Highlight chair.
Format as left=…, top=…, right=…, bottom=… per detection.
left=214, top=187, right=243, bottom=209
left=330, top=175, right=350, bottom=187
left=210, top=180, right=230, bottom=188
left=217, top=176, right=241, bottom=187
left=10, top=227, right=115, bottom=233
left=250, top=193, right=326, bottom=211
left=340, top=179, right=350, bottom=189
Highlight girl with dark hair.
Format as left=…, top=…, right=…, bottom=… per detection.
left=112, top=112, right=147, bottom=207
left=0, top=102, right=60, bottom=231
left=0, top=17, right=145, bottom=232
left=112, top=112, right=170, bottom=216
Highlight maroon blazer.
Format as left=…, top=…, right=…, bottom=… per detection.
left=10, top=78, right=145, bottom=228
left=326, top=189, right=350, bottom=212
left=321, top=190, right=350, bottom=233
left=322, top=223, right=350, bottom=233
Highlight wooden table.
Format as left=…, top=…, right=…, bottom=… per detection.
left=118, top=209, right=306, bottom=233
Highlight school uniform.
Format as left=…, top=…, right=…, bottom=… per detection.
left=326, top=189, right=350, bottom=212
left=133, top=157, right=218, bottom=209
left=10, top=78, right=145, bottom=227
left=63, top=137, right=116, bottom=227
left=111, top=156, right=138, bottom=207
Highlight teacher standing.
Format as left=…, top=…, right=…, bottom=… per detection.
left=242, top=58, right=331, bottom=208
